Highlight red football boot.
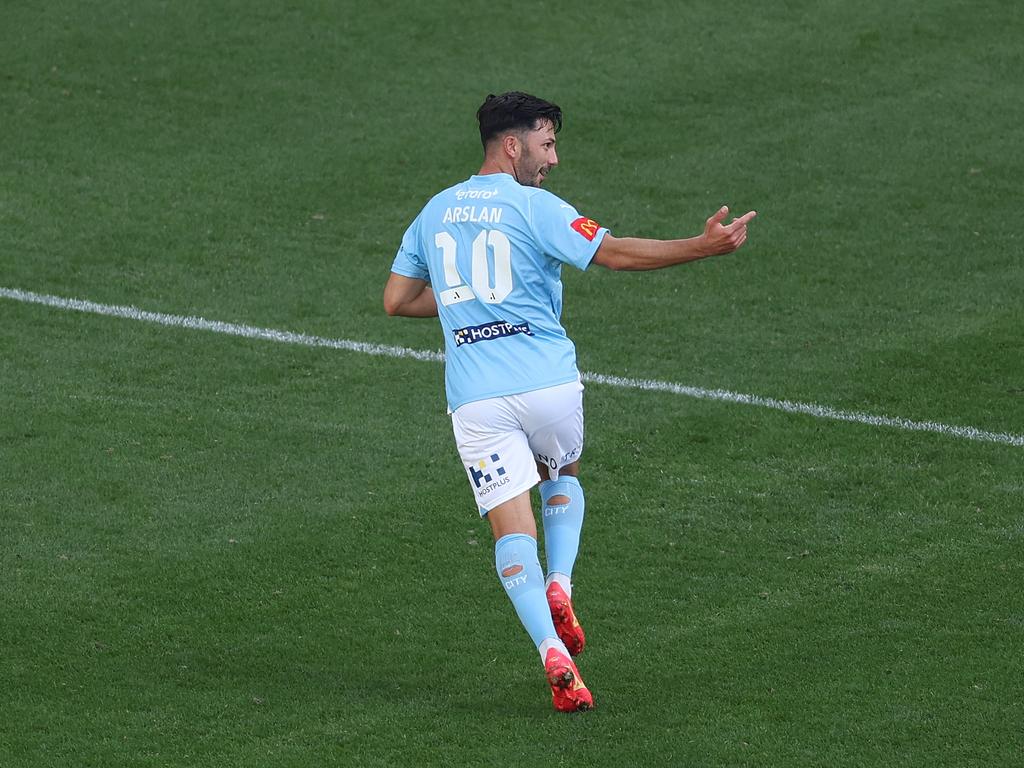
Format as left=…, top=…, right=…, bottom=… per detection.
left=546, top=581, right=585, bottom=656
left=544, top=647, right=593, bottom=712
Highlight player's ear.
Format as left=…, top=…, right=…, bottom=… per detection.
left=503, top=133, right=519, bottom=159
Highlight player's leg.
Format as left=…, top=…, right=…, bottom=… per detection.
left=451, top=394, right=591, bottom=711
left=487, top=491, right=560, bottom=656
left=522, top=382, right=586, bottom=598
left=518, top=381, right=589, bottom=655
left=489, top=492, right=592, bottom=712
left=536, top=459, right=586, bottom=655
left=537, top=459, right=584, bottom=599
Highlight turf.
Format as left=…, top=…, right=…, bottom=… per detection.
left=2, top=1, right=1022, bottom=766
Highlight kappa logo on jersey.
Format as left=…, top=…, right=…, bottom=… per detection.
left=453, top=320, right=534, bottom=347
left=570, top=216, right=601, bottom=241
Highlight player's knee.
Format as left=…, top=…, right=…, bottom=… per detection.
left=559, top=461, right=580, bottom=477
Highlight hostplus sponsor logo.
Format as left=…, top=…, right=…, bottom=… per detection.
left=470, top=453, right=511, bottom=497
left=453, top=320, right=533, bottom=347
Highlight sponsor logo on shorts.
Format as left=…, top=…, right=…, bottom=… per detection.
left=453, top=320, right=534, bottom=347
left=470, top=453, right=511, bottom=497
left=570, top=216, right=601, bottom=241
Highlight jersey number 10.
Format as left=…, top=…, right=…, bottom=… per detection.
left=435, top=230, right=512, bottom=306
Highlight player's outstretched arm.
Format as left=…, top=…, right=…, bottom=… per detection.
left=592, top=206, right=757, bottom=271
left=383, top=273, right=439, bottom=317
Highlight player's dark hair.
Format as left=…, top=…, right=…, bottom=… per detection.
left=476, top=91, right=563, bottom=148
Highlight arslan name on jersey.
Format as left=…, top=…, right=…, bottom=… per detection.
left=442, top=206, right=503, bottom=224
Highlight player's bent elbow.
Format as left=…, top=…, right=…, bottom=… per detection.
left=592, top=252, right=632, bottom=271
left=591, top=238, right=630, bottom=271
left=383, top=295, right=402, bottom=316
left=591, top=255, right=618, bottom=271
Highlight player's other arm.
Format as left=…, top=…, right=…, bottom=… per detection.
left=592, top=206, right=757, bottom=271
left=383, top=273, right=439, bottom=317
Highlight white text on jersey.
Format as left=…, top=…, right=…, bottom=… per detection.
left=442, top=206, right=503, bottom=225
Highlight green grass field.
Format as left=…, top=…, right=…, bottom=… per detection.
left=3, top=1, right=1022, bottom=765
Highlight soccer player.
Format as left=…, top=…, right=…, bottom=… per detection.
left=384, top=92, right=755, bottom=712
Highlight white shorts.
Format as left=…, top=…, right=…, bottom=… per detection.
left=451, top=380, right=584, bottom=514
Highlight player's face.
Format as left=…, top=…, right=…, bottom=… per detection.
left=514, top=120, right=559, bottom=188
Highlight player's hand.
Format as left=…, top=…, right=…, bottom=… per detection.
left=702, top=206, right=757, bottom=256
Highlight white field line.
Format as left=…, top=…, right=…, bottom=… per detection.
left=581, top=372, right=1024, bottom=447
left=3, top=286, right=1022, bottom=448
left=0, top=286, right=443, bottom=363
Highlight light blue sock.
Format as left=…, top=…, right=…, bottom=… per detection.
left=495, top=533, right=560, bottom=652
left=540, top=476, right=585, bottom=589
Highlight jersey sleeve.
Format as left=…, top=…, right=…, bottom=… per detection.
left=390, top=212, right=430, bottom=281
left=527, top=191, right=609, bottom=271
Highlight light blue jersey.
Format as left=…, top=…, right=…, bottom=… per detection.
left=391, top=172, right=609, bottom=411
